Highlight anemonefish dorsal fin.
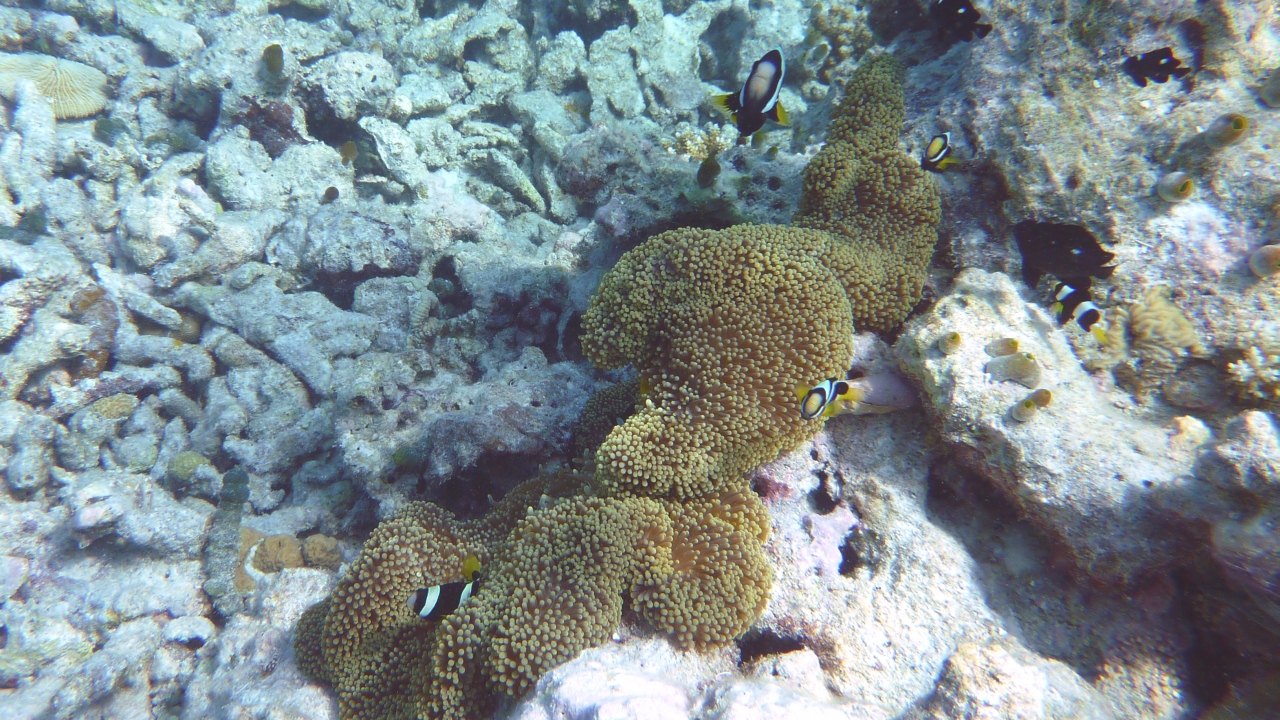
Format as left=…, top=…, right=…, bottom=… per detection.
left=710, top=93, right=740, bottom=118
left=461, top=554, right=481, bottom=582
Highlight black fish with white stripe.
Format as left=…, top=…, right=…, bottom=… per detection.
left=1050, top=280, right=1107, bottom=343
left=711, top=49, right=791, bottom=141
left=408, top=554, right=482, bottom=621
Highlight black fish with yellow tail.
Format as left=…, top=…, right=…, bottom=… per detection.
left=711, top=49, right=790, bottom=141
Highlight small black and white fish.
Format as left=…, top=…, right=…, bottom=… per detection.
left=1121, top=47, right=1192, bottom=88
left=1013, top=220, right=1116, bottom=290
left=931, top=0, right=993, bottom=42
left=1050, top=280, right=1107, bottom=342
left=796, top=377, right=861, bottom=420
left=711, top=49, right=790, bottom=140
left=408, top=554, right=481, bottom=621
left=921, top=133, right=958, bottom=173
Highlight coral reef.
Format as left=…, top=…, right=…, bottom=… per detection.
left=0, top=0, right=1276, bottom=716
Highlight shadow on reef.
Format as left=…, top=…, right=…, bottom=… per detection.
left=924, top=457, right=1280, bottom=714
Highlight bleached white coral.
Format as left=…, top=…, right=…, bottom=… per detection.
left=1226, top=321, right=1280, bottom=402
left=664, top=122, right=738, bottom=161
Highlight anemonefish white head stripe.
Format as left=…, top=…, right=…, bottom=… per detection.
left=710, top=49, right=790, bottom=139
left=797, top=377, right=861, bottom=420
left=921, top=132, right=957, bottom=172
left=1050, top=282, right=1106, bottom=343
left=408, top=554, right=482, bottom=621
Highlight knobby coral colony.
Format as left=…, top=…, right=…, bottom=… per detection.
left=294, top=55, right=939, bottom=720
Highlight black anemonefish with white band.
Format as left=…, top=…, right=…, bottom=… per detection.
left=711, top=49, right=791, bottom=141
left=921, top=132, right=958, bottom=172
left=1050, top=280, right=1108, bottom=343
left=797, top=377, right=862, bottom=420
left=408, top=554, right=482, bottom=621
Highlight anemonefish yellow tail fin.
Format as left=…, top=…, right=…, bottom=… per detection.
left=1090, top=325, right=1108, bottom=344
left=824, top=386, right=864, bottom=417
left=638, top=377, right=651, bottom=396
left=795, top=384, right=811, bottom=400
left=935, top=156, right=957, bottom=170
left=770, top=102, right=791, bottom=127
left=461, top=554, right=481, bottom=582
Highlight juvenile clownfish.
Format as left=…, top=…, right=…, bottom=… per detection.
left=711, top=49, right=790, bottom=141
left=1050, top=281, right=1107, bottom=343
left=796, top=377, right=861, bottom=420
left=408, top=554, right=482, bottom=621
left=921, top=133, right=958, bottom=172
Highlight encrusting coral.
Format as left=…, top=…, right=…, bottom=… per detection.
left=581, top=54, right=939, bottom=501
left=295, top=55, right=930, bottom=720
left=1093, top=286, right=1208, bottom=393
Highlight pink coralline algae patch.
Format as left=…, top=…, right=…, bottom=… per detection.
left=802, top=504, right=857, bottom=579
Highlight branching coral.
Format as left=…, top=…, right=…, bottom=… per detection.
left=1226, top=322, right=1280, bottom=403
left=810, top=2, right=874, bottom=82
left=664, top=122, right=738, bottom=161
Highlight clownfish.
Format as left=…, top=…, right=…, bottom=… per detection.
left=796, top=377, right=862, bottom=420
left=408, top=554, right=482, bottom=621
left=711, top=49, right=791, bottom=141
left=1050, top=281, right=1107, bottom=343
left=921, top=132, right=958, bottom=172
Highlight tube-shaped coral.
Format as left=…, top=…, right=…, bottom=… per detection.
left=1204, top=113, right=1250, bottom=149
left=937, top=331, right=962, bottom=354
left=1156, top=172, right=1194, bottom=203
left=1249, top=245, right=1280, bottom=278
left=1010, top=398, right=1038, bottom=422
left=985, top=352, right=1041, bottom=388
left=984, top=337, right=1020, bottom=357
left=1263, top=67, right=1280, bottom=108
